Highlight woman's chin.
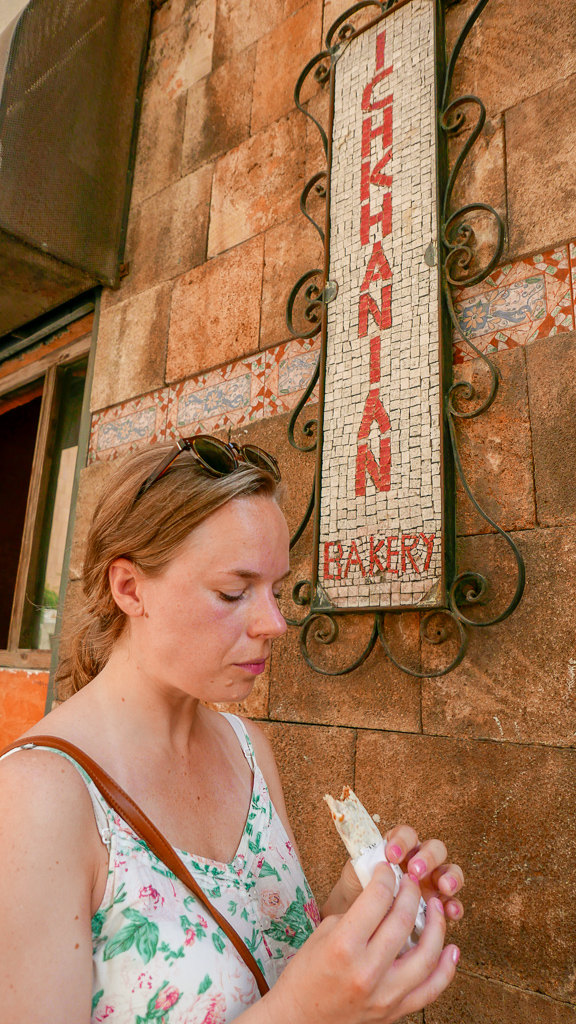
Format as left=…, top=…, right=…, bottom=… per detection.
left=208, top=677, right=257, bottom=706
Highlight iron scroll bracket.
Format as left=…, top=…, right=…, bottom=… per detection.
left=283, top=0, right=525, bottom=677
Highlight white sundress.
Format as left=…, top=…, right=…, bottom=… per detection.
left=1, top=713, right=321, bottom=1024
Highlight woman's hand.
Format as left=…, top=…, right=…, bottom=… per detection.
left=322, top=826, right=464, bottom=922
left=384, top=825, right=464, bottom=922
left=261, top=864, right=460, bottom=1024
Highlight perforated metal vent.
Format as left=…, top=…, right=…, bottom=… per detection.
left=0, top=0, right=150, bottom=333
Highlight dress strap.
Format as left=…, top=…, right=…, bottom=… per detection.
left=0, top=744, right=112, bottom=847
left=219, top=713, right=256, bottom=772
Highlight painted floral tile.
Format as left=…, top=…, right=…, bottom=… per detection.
left=88, top=388, right=170, bottom=464
left=263, top=337, right=321, bottom=417
left=165, top=353, right=267, bottom=440
left=452, top=246, right=574, bottom=364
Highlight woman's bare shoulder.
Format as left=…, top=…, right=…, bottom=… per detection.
left=0, top=742, right=99, bottom=848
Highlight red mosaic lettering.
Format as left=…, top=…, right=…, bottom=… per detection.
left=419, top=532, right=435, bottom=572
left=375, top=30, right=387, bottom=71
left=401, top=535, right=420, bottom=573
left=360, top=193, right=392, bottom=246
left=323, top=541, right=343, bottom=580
left=369, top=535, right=386, bottom=574
left=360, top=242, right=393, bottom=292
left=369, top=336, right=381, bottom=385
left=362, top=31, right=393, bottom=108
left=343, top=540, right=366, bottom=578
left=359, top=285, right=392, bottom=337
left=361, top=107, right=393, bottom=158
left=355, top=438, right=391, bottom=496
left=358, top=389, right=391, bottom=438
left=361, top=156, right=392, bottom=202
left=386, top=536, right=399, bottom=575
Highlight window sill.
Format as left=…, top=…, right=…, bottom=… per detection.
left=0, top=650, right=51, bottom=669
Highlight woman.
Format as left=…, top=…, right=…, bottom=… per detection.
left=0, top=437, right=464, bottom=1024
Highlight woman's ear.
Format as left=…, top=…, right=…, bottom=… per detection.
left=109, top=558, right=145, bottom=617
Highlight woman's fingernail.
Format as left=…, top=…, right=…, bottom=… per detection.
left=446, top=901, right=460, bottom=916
left=411, top=858, right=427, bottom=878
left=388, top=844, right=403, bottom=860
left=447, top=876, right=458, bottom=892
left=429, top=898, right=444, bottom=914
left=451, top=946, right=460, bottom=965
left=408, top=872, right=420, bottom=884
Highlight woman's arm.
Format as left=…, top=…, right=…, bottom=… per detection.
left=245, top=721, right=464, bottom=921
left=0, top=750, right=102, bottom=1024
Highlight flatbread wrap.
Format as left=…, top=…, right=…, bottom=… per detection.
left=325, top=786, right=426, bottom=952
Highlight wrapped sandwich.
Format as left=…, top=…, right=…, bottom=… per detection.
left=325, top=786, right=426, bottom=952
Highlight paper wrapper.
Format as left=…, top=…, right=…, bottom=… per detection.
left=325, top=788, right=426, bottom=954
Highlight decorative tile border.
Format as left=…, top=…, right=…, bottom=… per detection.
left=263, top=338, right=321, bottom=418
left=166, top=353, right=267, bottom=441
left=453, top=245, right=575, bottom=363
left=88, top=339, right=321, bottom=463
left=88, top=388, right=170, bottom=464
left=88, top=240, right=576, bottom=465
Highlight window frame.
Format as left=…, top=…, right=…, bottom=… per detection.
left=0, top=311, right=95, bottom=669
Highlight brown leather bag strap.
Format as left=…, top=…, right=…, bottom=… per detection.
left=0, top=735, right=270, bottom=997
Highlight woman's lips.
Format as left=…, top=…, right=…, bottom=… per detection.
left=235, top=661, right=266, bottom=675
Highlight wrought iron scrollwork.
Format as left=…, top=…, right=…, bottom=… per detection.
left=283, top=0, right=525, bottom=678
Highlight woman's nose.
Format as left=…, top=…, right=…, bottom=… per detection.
left=248, top=594, right=287, bottom=640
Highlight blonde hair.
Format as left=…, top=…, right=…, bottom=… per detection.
left=56, top=442, right=280, bottom=699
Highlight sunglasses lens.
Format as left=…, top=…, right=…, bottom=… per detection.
left=242, top=444, right=281, bottom=481
left=193, top=437, right=236, bottom=475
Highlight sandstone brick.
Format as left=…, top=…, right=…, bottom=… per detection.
left=506, top=74, right=576, bottom=257
left=212, top=0, right=283, bottom=69
left=121, top=165, right=213, bottom=299
left=269, top=611, right=422, bottom=732
left=421, top=527, right=576, bottom=747
left=259, top=720, right=355, bottom=903
left=0, top=669, right=48, bottom=747
left=321, top=0, right=375, bottom=48
left=68, top=458, right=129, bottom=581
left=428, top=971, right=576, bottom=1024
left=260, top=214, right=324, bottom=350
left=445, top=0, right=576, bottom=120
left=166, top=235, right=264, bottom=381
left=452, top=346, right=536, bottom=536
left=90, top=283, right=171, bottom=412
left=251, top=0, right=323, bottom=135
left=150, top=0, right=186, bottom=40
left=446, top=114, right=507, bottom=277
left=182, top=47, right=256, bottom=176
left=526, top=331, right=576, bottom=527
left=304, top=88, right=329, bottom=182
left=146, top=0, right=217, bottom=100
left=207, top=113, right=306, bottom=257
left=131, top=89, right=186, bottom=207
left=355, top=730, right=576, bottom=999
left=228, top=409, right=317, bottom=545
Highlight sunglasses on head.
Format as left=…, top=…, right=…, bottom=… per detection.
left=135, top=434, right=281, bottom=501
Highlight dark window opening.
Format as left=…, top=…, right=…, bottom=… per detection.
left=0, top=385, right=43, bottom=648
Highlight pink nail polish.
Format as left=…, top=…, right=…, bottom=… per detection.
left=430, top=898, right=444, bottom=914
left=411, top=858, right=426, bottom=877
left=447, top=876, right=458, bottom=892
left=452, top=947, right=460, bottom=965
left=388, top=844, right=403, bottom=860
left=408, top=872, right=420, bottom=884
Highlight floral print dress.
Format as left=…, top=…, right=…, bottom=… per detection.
left=2, top=714, right=320, bottom=1024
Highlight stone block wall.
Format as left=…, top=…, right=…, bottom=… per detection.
left=55, top=0, right=576, bottom=1020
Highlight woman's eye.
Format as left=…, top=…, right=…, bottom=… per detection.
left=218, top=592, right=244, bottom=603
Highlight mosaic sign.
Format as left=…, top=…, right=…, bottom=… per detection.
left=317, top=0, right=445, bottom=610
